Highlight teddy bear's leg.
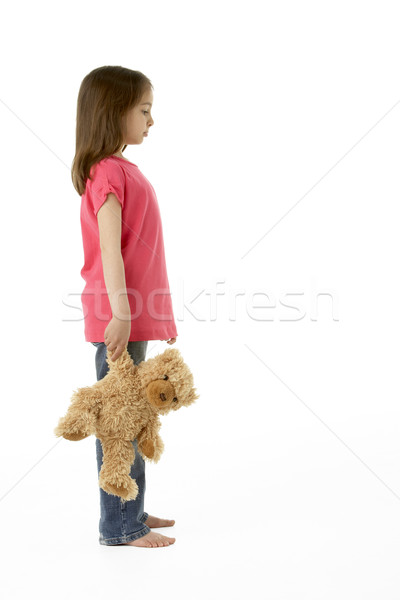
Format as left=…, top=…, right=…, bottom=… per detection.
left=54, top=389, right=99, bottom=441
left=98, top=437, right=139, bottom=501
left=137, top=431, right=165, bottom=463
left=137, top=420, right=165, bottom=463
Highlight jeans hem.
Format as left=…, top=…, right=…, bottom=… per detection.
left=139, top=512, right=149, bottom=524
left=99, top=524, right=152, bottom=546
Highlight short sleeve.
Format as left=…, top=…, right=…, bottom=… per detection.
left=88, top=159, right=125, bottom=216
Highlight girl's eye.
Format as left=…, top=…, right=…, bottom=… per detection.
left=143, top=110, right=149, bottom=115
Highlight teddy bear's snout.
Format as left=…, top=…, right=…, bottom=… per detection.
left=145, top=380, right=176, bottom=411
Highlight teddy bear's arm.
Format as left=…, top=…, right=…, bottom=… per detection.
left=137, top=417, right=164, bottom=463
left=54, top=387, right=102, bottom=441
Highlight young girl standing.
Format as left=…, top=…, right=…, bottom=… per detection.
left=72, top=66, right=177, bottom=548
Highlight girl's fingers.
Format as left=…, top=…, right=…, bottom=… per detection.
left=110, top=345, right=125, bottom=361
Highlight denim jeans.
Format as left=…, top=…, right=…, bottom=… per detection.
left=91, top=340, right=151, bottom=545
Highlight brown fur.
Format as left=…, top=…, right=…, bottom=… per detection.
left=54, top=347, right=198, bottom=501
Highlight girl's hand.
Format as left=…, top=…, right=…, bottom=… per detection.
left=162, top=337, right=177, bottom=345
left=104, top=316, right=131, bottom=361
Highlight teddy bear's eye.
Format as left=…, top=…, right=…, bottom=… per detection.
left=163, top=375, right=169, bottom=380
left=173, top=397, right=178, bottom=402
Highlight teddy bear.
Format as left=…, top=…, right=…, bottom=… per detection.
left=54, top=346, right=198, bottom=501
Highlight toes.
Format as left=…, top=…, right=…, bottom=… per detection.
left=145, top=515, right=176, bottom=528
left=158, top=535, right=171, bottom=547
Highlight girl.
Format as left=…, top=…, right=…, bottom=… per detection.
left=72, top=66, right=177, bottom=548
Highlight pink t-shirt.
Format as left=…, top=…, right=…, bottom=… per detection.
left=79, top=155, right=178, bottom=342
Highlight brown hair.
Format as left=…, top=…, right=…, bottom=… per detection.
left=71, top=66, right=153, bottom=196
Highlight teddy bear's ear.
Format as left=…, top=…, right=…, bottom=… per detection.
left=187, top=387, right=200, bottom=405
left=161, top=348, right=182, bottom=362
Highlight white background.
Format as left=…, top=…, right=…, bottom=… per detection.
left=0, top=0, right=399, bottom=598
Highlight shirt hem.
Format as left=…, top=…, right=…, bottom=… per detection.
left=84, top=329, right=178, bottom=343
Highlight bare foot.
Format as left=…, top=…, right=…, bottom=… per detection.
left=125, top=531, right=175, bottom=548
left=144, top=514, right=175, bottom=528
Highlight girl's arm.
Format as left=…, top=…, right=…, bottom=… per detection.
left=97, top=193, right=131, bottom=358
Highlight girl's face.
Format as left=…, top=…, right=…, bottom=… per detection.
left=122, top=88, right=154, bottom=146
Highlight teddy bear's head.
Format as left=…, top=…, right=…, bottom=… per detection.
left=137, top=348, right=199, bottom=415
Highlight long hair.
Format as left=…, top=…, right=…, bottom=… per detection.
left=71, top=66, right=153, bottom=196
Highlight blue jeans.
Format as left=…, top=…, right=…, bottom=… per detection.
left=92, top=341, right=152, bottom=545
